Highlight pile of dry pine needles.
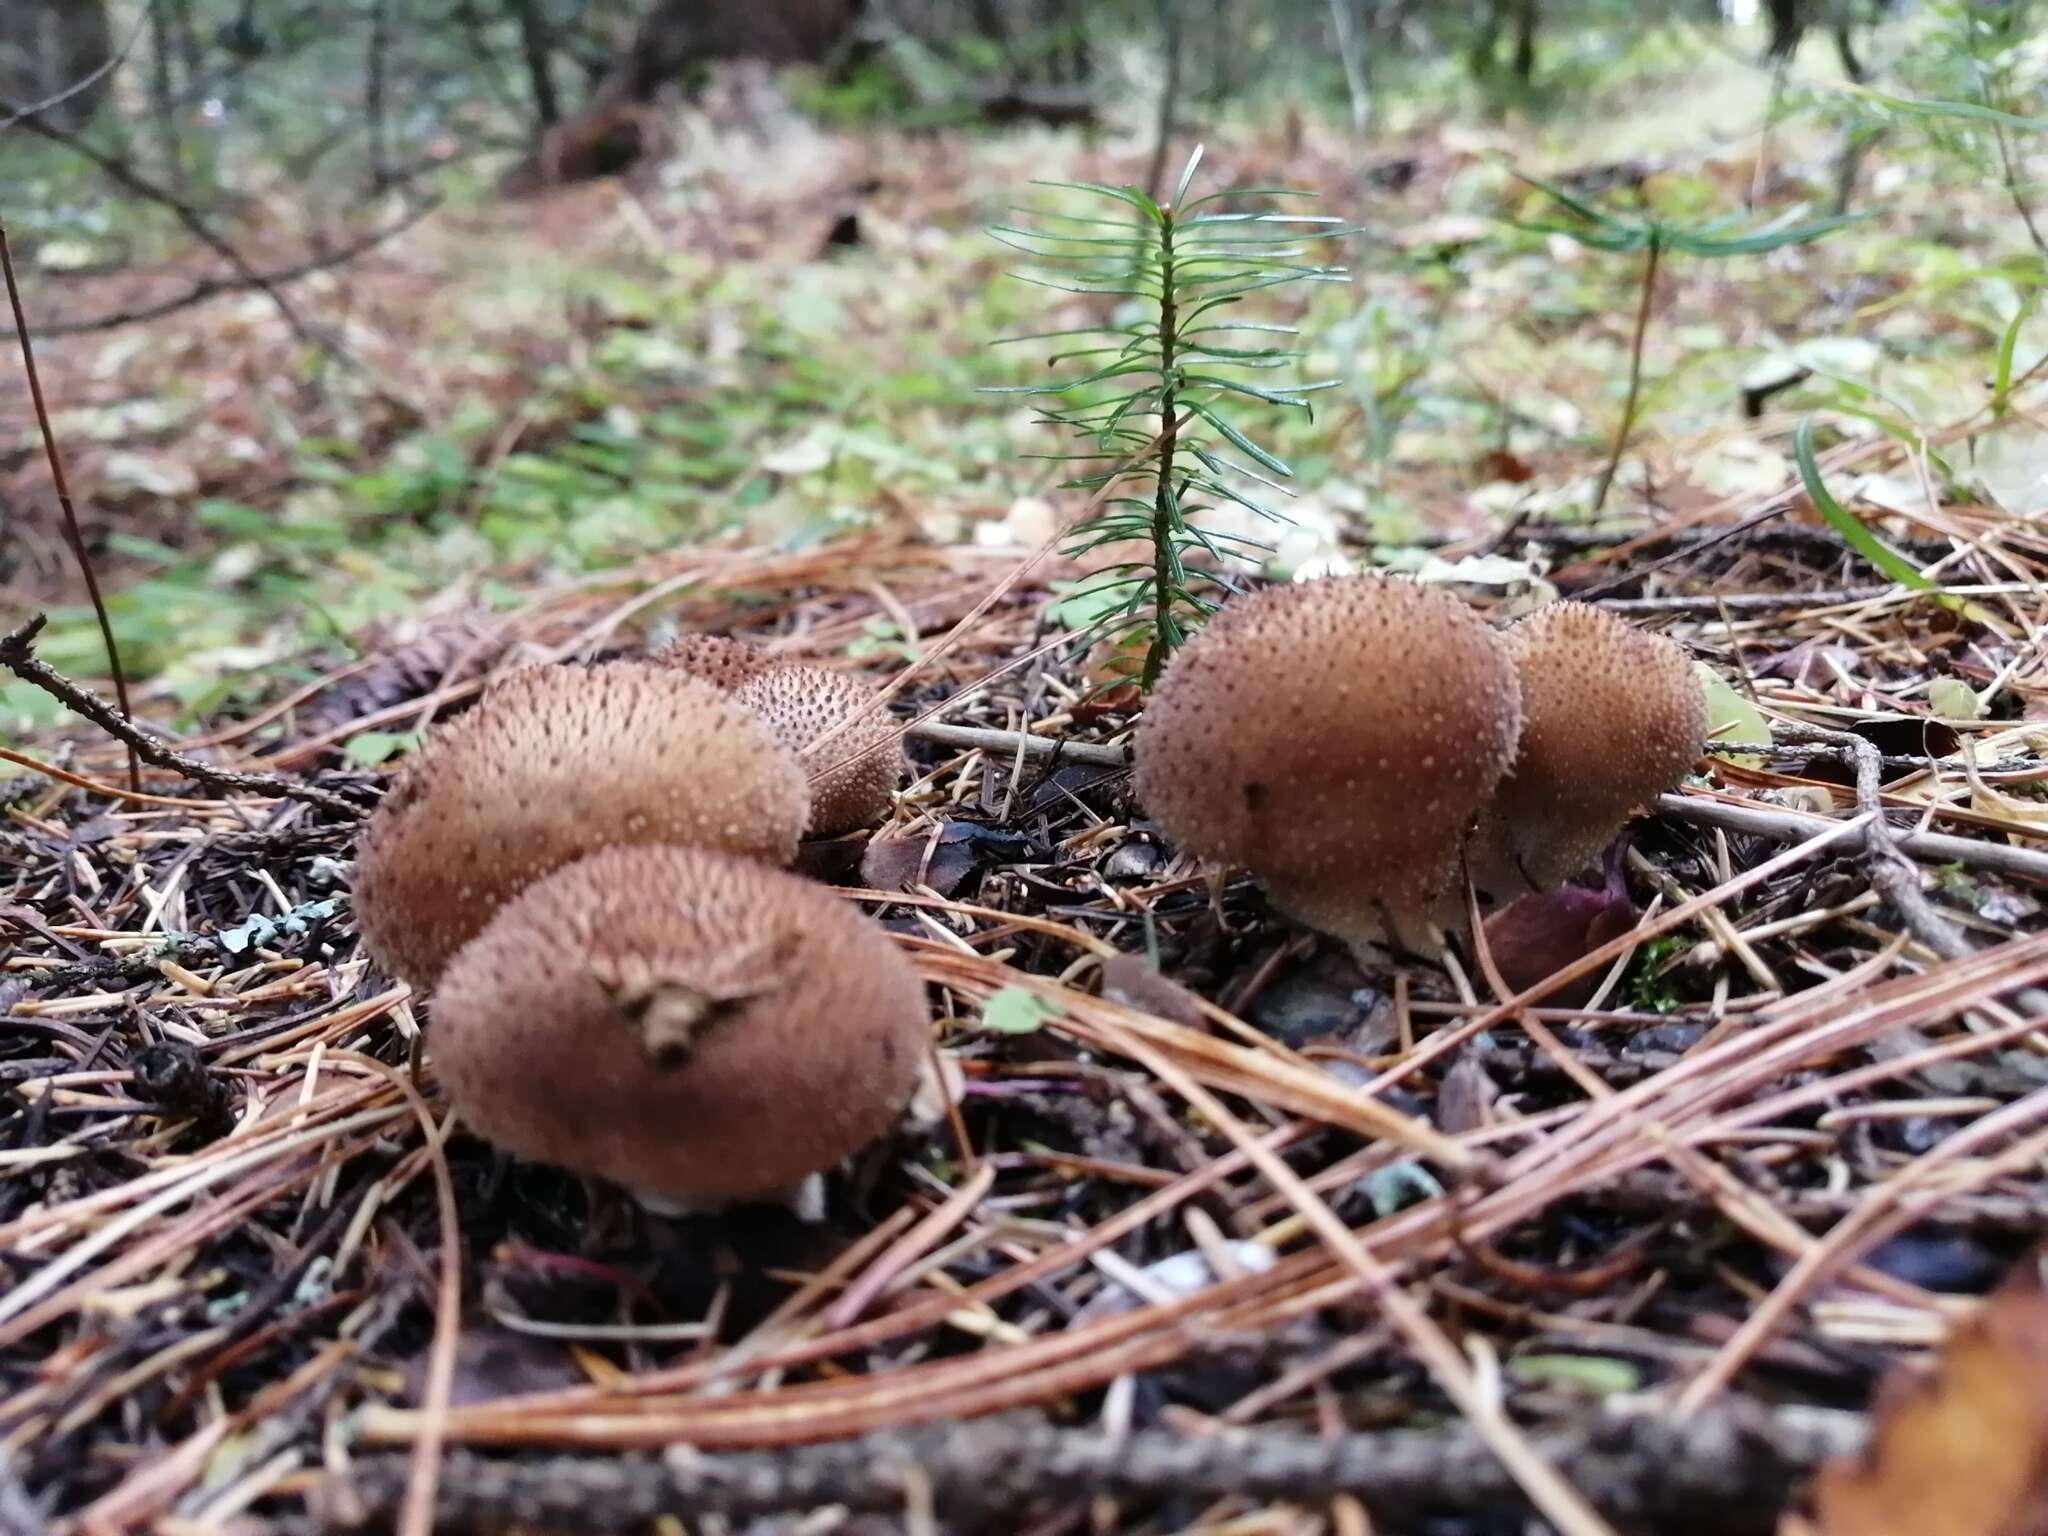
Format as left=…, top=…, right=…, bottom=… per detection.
left=5, top=393, right=2048, bottom=1536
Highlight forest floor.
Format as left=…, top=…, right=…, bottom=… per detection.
left=4, top=45, right=2048, bottom=1536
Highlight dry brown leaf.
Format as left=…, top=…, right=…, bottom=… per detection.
left=1806, top=1248, right=2048, bottom=1536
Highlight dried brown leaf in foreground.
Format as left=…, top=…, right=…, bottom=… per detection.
left=1806, top=1249, right=2048, bottom=1536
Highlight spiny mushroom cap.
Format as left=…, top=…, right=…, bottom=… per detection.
left=1471, top=602, right=1707, bottom=897
left=733, top=664, right=906, bottom=838
left=1134, top=575, right=1523, bottom=955
left=352, top=662, right=809, bottom=989
left=655, top=633, right=773, bottom=693
left=431, top=844, right=929, bottom=1202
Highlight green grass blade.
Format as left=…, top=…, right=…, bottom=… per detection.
left=1794, top=418, right=1942, bottom=598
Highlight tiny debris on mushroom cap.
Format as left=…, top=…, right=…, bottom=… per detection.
left=654, top=633, right=774, bottom=692
left=1470, top=601, right=1707, bottom=899
left=430, top=844, right=930, bottom=1204
left=733, top=664, right=907, bottom=838
left=1134, top=574, right=1523, bottom=958
left=351, top=661, right=809, bottom=989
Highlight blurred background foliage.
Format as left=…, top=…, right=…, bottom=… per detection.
left=1, top=0, right=2043, bottom=725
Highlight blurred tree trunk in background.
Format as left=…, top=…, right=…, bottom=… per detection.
left=603, top=0, right=863, bottom=103
left=150, top=0, right=181, bottom=186
left=1464, top=0, right=1536, bottom=86
left=0, top=0, right=115, bottom=126
left=505, top=0, right=864, bottom=188
left=1510, top=0, right=1538, bottom=82
left=1765, top=0, right=1803, bottom=58
left=508, top=0, right=564, bottom=127
left=366, top=0, right=394, bottom=188
left=1466, top=0, right=1503, bottom=79
left=1767, top=0, right=1878, bottom=78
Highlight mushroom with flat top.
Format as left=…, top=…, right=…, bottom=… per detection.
left=1469, top=601, right=1706, bottom=900
left=352, top=662, right=808, bottom=989
left=430, top=844, right=929, bottom=1208
left=1134, top=575, right=1524, bottom=957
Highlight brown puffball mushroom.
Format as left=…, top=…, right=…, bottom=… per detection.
left=655, top=633, right=773, bottom=692
left=1134, top=575, right=1523, bottom=957
left=352, top=662, right=808, bottom=988
left=1470, top=601, right=1707, bottom=899
left=430, top=844, right=929, bottom=1206
left=732, top=664, right=906, bottom=837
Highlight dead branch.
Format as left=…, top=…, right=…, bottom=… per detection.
left=1771, top=721, right=1974, bottom=959
left=1596, top=588, right=1887, bottom=616
left=1656, top=789, right=2048, bottom=887
left=1, top=105, right=318, bottom=344
left=318, top=1404, right=1866, bottom=1535
left=0, top=101, right=415, bottom=398
left=38, top=194, right=441, bottom=336
left=0, top=616, right=363, bottom=818
left=908, top=720, right=1129, bottom=766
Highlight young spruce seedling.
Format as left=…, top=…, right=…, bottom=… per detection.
left=991, top=146, right=1346, bottom=689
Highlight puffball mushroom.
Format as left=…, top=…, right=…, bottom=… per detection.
left=1470, top=602, right=1707, bottom=899
left=1134, top=575, right=1523, bottom=957
left=352, top=662, right=809, bottom=988
left=732, top=664, right=906, bottom=837
left=656, top=633, right=774, bottom=692
left=431, top=844, right=929, bottom=1205
left=656, top=634, right=904, bottom=837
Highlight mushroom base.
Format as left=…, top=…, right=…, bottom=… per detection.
left=1261, top=876, right=1470, bottom=968
left=631, top=1172, right=827, bottom=1223
left=1468, top=814, right=1614, bottom=905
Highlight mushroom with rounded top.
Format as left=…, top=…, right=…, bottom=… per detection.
left=430, top=844, right=929, bottom=1206
left=656, top=634, right=904, bottom=838
left=1134, top=574, right=1523, bottom=957
left=1469, top=601, right=1706, bottom=899
left=732, top=664, right=906, bottom=837
left=352, top=662, right=809, bottom=988
left=655, top=633, right=774, bottom=692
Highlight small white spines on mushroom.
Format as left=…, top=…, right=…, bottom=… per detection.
left=1134, top=575, right=1523, bottom=958
left=732, top=663, right=907, bottom=837
left=1469, top=601, right=1708, bottom=899
left=429, top=844, right=930, bottom=1207
left=351, top=662, right=808, bottom=989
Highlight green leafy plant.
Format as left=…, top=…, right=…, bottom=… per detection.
left=990, top=146, right=1345, bottom=688
left=1863, top=0, right=2048, bottom=256
left=1509, top=173, right=1861, bottom=511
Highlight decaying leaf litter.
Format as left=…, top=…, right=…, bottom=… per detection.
left=5, top=88, right=2048, bottom=1536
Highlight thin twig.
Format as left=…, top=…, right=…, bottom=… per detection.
left=0, top=104, right=393, bottom=389
left=41, top=195, right=441, bottom=336
left=1770, top=721, right=1974, bottom=960
left=1567, top=501, right=1793, bottom=604
left=1655, top=789, right=2048, bottom=887
left=1598, top=580, right=2046, bottom=617
left=908, top=721, right=1129, bottom=767
left=0, top=224, right=139, bottom=791
left=0, top=616, right=362, bottom=818
left=0, top=0, right=150, bottom=134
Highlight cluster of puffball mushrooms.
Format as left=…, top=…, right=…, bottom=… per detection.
left=351, top=639, right=923, bottom=1214
left=1136, top=578, right=1708, bottom=963
left=349, top=573, right=1705, bottom=1213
